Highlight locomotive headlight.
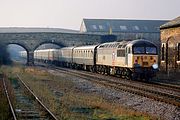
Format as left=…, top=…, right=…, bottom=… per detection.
left=152, top=64, right=158, bottom=69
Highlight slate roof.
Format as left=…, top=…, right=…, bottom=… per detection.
left=81, top=19, right=168, bottom=33
left=0, top=27, right=78, bottom=33
left=160, top=16, right=180, bottom=29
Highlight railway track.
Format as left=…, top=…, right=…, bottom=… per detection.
left=45, top=65, right=180, bottom=107
left=2, top=73, right=58, bottom=120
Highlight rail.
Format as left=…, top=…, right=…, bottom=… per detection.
left=2, top=74, right=17, bottom=120
left=16, top=74, right=58, bottom=120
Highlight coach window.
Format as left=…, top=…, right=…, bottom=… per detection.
left=88, top=51, right=89, bottom=57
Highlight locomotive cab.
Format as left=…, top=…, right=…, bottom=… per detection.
left=131, top=40, right=158, bottom=68
left=126, top=40, right=159, bottom=79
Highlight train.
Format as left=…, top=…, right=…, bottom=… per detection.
left=20, top=39, right=159, bottom=80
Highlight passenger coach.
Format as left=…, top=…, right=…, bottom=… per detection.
left=72, top=45, right=98, bottom=71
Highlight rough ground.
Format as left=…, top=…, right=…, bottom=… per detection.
left=48, top=69, right=180, bottom=120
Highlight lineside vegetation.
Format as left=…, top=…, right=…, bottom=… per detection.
left=1, top=65, right=155, bottom=120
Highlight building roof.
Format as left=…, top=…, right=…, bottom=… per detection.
left=0, top=27, right=78, bottom=33
left=81, top=19, right=168, bottom=33
left=160, top=16, right=180, bottom=29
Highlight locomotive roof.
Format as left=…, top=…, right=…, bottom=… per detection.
left=128, top=39, right=157, bottom=47
left=98, top=39, right=156, bottom=49
left=98, top=40, right=131, bottom=49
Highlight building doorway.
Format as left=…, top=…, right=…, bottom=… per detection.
left=166, top=37, right=178, bottom=72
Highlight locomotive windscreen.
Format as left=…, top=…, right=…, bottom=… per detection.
left=132, top=40, right=157, bottom=54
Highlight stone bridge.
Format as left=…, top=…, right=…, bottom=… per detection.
left=0, top=32, right=107, bottom=65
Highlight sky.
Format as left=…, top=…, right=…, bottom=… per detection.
left=0, top=0, right=180, bottom=30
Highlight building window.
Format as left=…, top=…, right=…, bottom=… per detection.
left=133, top=26, right=140, bottom=30
left=92, top=25, right=97, bottom=29
left=144, top=26, right=148, bottom=31
left=161, top=43, right=165, bottom=61
left=99, top=25, right=103, bottom=30
left=120, top=26, right=127, bottom=30
left=178, top=43, right=180, bottom=61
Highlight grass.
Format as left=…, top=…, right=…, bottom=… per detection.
left=1, top=65, right=155, bottom=120
left=0, top=80, right=10, bottom=120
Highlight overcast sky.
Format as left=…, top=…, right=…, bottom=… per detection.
left=0, top=0, right=179, bottom=30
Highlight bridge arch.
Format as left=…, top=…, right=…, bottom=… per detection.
left=6, top=43, right=30, bottom=65
left=33, top=41, right=66, bottom=51
left=6, top=43, right=29, bottom=52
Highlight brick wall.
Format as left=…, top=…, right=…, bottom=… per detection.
left=161, top=27, right=180, bottom=43
left=160, top=26, right=180, bottom=72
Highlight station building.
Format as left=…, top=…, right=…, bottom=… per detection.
left=160, top=16, right=180, bottom=73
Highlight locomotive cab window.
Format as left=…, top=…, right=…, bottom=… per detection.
left=146, top=47, right=157, bottom=54
left=133, top=47, right=145, bottom=54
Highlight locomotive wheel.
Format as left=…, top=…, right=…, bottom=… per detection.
left=125, top=69, right=131, bottom=80
left=121, top=69, right=126, bottom=79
